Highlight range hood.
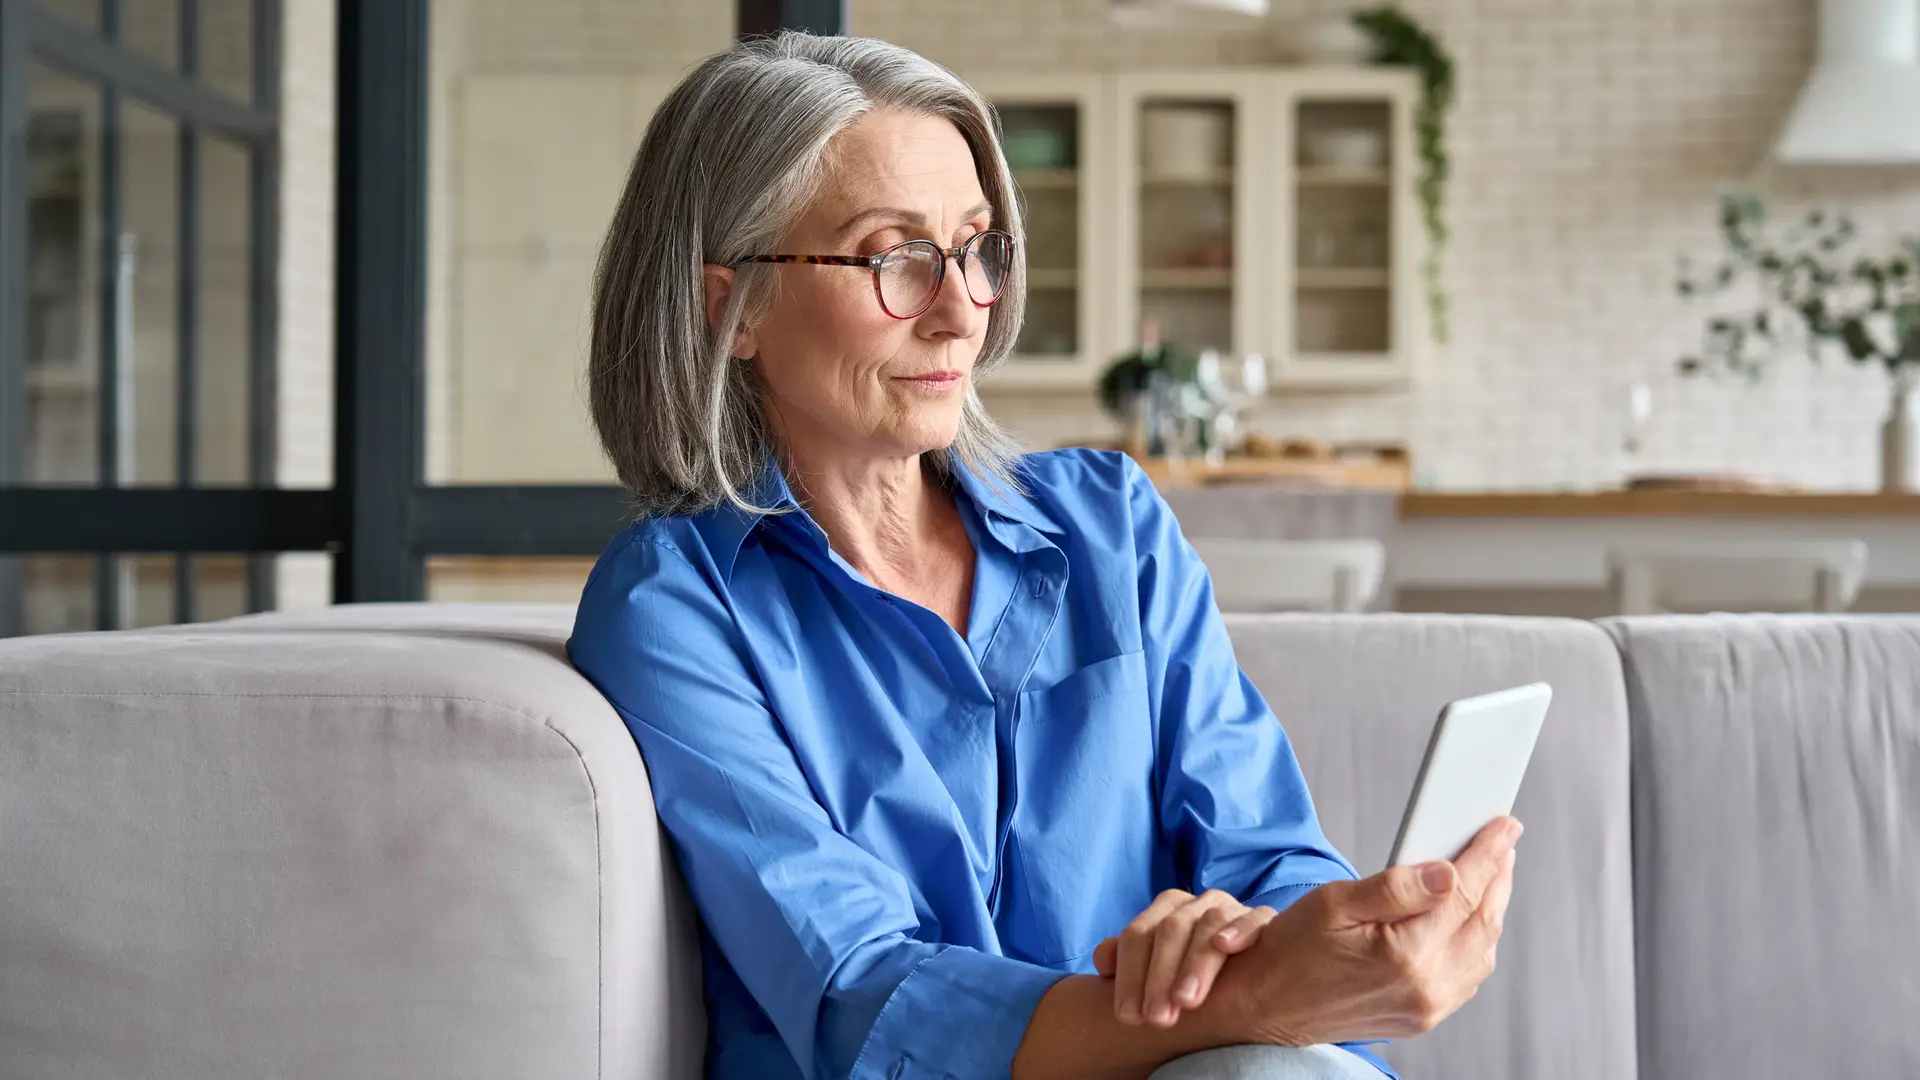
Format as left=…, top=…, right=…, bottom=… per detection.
left=1772, top=0, right=1920, bottom=164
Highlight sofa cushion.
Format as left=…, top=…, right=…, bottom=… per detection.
left=1226, top=613, right=1638, bottom=1080
left=1608, top=615, right=1920, bottom=1080
left=0, top=603, right=702, bottom=1080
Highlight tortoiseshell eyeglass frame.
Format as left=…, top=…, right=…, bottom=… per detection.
left=736, top=229, right=1017, bottom=320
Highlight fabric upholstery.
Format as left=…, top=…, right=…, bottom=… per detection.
left=1607, top=615, right=1920, bottom=1080
left=0, top=603, right=703, bottom=1080
left=1224, top=614, right=1638, bottom=1080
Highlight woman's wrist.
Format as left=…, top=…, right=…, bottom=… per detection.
left=1200, top=943, right=1317, bottom=1049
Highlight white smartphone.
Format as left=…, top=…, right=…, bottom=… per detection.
left=1385, top=682, right=1553, bottom=869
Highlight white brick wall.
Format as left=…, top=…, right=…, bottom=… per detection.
left=881, top=0, right=1918, bottom=491
left=288, top=0, right=1920, bottom=492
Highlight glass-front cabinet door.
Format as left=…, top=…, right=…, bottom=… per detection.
left=1272, top=68, right=1421, bottom=388
left=969, top=75, right=1110, bottom=390
left=1114, top=73, right=1269, bottom=377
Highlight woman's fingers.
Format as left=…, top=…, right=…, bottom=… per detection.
left=1114, top=889, right=1193, bottom=1025
left=1128, top=891, right=1221, bottom=1022
left=1464, top=848, right=1517, bottom=951
left=1172, top=904, right=1276, bottom=1010
left=1093, top=936, right=1119, bottom=979
left=1211, top=905, right=1276, bottom=954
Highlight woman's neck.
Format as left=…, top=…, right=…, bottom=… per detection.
left=781, top=446, right=946, bottom=586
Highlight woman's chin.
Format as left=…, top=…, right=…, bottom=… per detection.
left=878, top=415, right=963, bottom=458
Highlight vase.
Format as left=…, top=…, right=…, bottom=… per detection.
left=1882, top=368, right=1920, bottom=493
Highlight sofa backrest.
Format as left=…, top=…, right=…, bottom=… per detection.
left=1225, top=613, right=1639, bottom=1080
left=1606, top=615, right=1920, bottom=1080
left=0, top=604, right=704, bottom=1080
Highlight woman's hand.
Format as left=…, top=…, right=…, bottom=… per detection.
left=1091, top=889, right=1279, bottom=1028
left=1211, top=816, right=1523, bottom=1047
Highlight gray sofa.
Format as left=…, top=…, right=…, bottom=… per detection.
left=1, top=604, right=1916, bottom=1079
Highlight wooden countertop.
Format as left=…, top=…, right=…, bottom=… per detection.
left=1402, top=490, right=1920, bottom=518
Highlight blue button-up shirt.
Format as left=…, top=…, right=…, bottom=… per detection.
left=568, top=448, right=1387, bottom=1080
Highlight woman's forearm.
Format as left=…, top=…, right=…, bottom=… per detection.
left=1011, top=974, right=1255, bottom=1080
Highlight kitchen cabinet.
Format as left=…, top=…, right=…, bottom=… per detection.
left=961, top=74, right=1113, bottom=388
left=438, top=67, right=1421, bottom=481
left=972, top=67, right=1424, bottom=393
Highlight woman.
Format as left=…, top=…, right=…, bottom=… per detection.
left=567, top=32, right=1518, bottom=1080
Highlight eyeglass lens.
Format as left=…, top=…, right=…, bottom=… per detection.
left=876, top=233, right=1013, bottom=317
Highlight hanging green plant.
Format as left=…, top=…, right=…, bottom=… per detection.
left=1351, top=5, right=1455, bottom=343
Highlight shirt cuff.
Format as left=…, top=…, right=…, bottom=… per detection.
left=1337, top=1042, right=1399, bottom=1077
left=851, top=944, right=1069, bottom=1080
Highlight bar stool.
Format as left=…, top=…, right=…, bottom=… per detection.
left=1187, top=538, right=1387, bottom=614
left=1606, top=541, right=1869, bottom=615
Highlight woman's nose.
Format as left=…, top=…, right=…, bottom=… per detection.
left=918, top=253, right=985, bottom=337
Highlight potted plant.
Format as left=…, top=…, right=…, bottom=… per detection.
left=1352, top=5, right=1455, bottom=343
left=1099, top=319, right=1200, bottom=458
left=1676, top=191, right=1920, bottom=492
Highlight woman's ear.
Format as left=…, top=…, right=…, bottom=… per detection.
left=702, top=263, right=758, bottom=360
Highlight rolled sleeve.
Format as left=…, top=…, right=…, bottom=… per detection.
left=853, top=946, right=1067, bottom=1080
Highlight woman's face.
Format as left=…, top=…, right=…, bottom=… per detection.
left=739, top=108, right=995, bottom=466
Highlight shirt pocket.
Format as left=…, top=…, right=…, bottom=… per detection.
left=1002, top=650, right=1159, bottom=965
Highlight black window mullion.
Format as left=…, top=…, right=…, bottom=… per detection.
left=95, top=0, right=125, bottom=631
left=736, top=0, right=848, bottom=37
left=17, top=4, right=272, bottom=141
left=173, top=0, right=200, bottom=624
left=245, top=0, right=281, bottom=613
left=335, top=0, right=428, bottom=603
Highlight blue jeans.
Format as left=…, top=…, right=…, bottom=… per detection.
left=1149, top=1044, right=1383, bottom=1080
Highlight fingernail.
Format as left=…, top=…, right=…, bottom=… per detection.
left=1119, top=998, right=1140, bottom=1023
left=1178, top=976, right=1201, bottom=1004
left=1507, top=819, right=1525, bottom=843
left=1421, top=862, right=1452, bottom=894
left=1152, top=1002, right=1176, bottom=1025
left=1215, top=925, right=1240, bottom=944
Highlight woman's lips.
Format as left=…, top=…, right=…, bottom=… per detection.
left=896, top=370, right=965, bottom=391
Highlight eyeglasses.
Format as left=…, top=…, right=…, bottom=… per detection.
left=738, top=229, right=1016, bottom=320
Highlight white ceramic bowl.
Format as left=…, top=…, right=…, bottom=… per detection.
left=1303, top=128, right=1386, bottom=171
left=1142, top=106, right=1233, bottom=179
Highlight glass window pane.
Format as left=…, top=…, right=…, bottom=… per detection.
left=122, top=0, right=182, bottom=73
left=278, top=0, right=336, bottom=490
left=1138, top=98, right=1235, bottom=356
left=197, top=135, right=253, bottom=486
left=199, top=0, right=255, bottom=103
left=999, top=102, right=1081, bottom=362
left=17, top=555, right=98, bottom=635
left=117, top=554, right=177, bottom=628
left=123, top=100, right=183, bottom=486
left=426, top=0, right=733, bottom=484
left=24, top=63, right=103, bottom=486
left=426, top=557, right=594, bottom=603
left=30, top=0, right=100, bottom=33
left=193, top=555, right=253, bottom=621
left=273, top=553, right=334, bottom=612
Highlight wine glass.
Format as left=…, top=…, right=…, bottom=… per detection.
left=1194, top=351, right=1270, bottom=465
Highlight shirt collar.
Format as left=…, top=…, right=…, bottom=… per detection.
left=686, top=454, right=1061, bottom=577
left=686, top=460, right=804, bottom=580
left=949, top=457, right=1063, bottom=552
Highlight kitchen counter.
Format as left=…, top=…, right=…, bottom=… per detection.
left=1403, top=490, right=1920, bottom=519
left=1394, top=488, right=1920, bottom=594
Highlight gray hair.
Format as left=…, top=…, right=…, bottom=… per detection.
left=588, top=32, right=1028, bottom=520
